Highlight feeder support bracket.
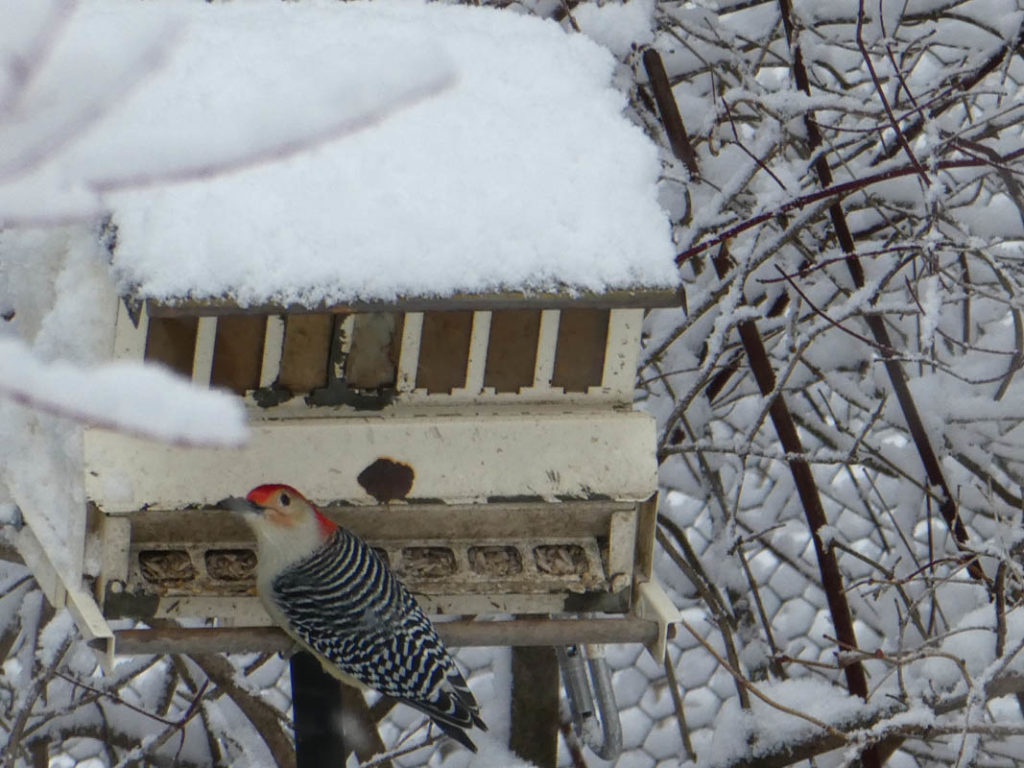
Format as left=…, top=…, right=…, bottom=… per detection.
left=635, top=580, right=680, bottom=663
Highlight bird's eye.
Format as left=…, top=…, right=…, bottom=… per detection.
left=280, top=492, right=291, bottom=506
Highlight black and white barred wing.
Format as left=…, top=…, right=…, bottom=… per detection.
left=269, top=528, right=485, bottom=749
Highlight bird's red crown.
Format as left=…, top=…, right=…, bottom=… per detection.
left=246, top=483, right=294, bottom=506
left=246, top=484, right=337, bottom=537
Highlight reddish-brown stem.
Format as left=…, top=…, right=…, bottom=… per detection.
left=712, top=245, right=872, bottom=705
left=651, top=15, right=877, bottom=725
left=675, top=153, right=1021, bottom=265
left=856, top=0, right=929, bottom=185
left=775, top=266, right=892, bottom=354
left=641, top=48, right=700, bottom=179
left=777, top=0, right=989, bottom=590
left=872, top=19, right=1024, bottom=166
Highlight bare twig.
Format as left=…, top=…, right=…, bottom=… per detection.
left=676, top=617, right=847, bottom=739
left=675, top=154, right=1023, bottom=265
left=663, top=654, right=696, bottom=762
left=856, top=0, right=930, bottom=185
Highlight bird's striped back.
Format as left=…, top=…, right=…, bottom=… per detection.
left=270, top=527, right=485, bottom=749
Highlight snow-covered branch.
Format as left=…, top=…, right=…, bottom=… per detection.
left=0, top=339, right=247, bottom=447
left=641, top=0, right=1024, bottom=764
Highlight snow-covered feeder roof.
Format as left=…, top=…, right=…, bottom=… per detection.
left=98, top=0, right=677, bottom=311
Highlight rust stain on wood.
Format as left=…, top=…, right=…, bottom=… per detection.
left=357, top=457, right=415, bottom=503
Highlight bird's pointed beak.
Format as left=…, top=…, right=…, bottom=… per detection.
left=216, top=496, right=264, bottom=516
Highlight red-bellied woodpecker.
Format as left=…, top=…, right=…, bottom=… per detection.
left=220, top=483, right=486, bottom=751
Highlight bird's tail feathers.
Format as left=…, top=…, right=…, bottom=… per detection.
left=434, top=717, right=478, bottom=752
left=406, top=677, right=485, bottom=752
left=446, top=669, right=488, bottom=732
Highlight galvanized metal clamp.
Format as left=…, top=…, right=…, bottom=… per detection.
left=557, top=644, right=623, bottom=761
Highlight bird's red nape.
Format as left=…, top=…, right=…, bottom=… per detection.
left=313, top=509, right=337, bottom=537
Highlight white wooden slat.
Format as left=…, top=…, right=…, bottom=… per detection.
left=259, top=315, right=285, bottom=388
left=532, top=309, right=560, bottom=389
left=397, top=312, right=424, bottom=392
left=113, top=301, right=149, bottom=360
left=599, top=308, right=643, bottom=397
left=456, top=311, right=491, bottom=394
left=607, top=508, right=638, bottom=589
left=191, top=316, right=217, bottom=385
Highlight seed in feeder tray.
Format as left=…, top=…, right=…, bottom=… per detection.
left=534, top=544, right=588, bottom=575
left=139, top=550, right=197, bottom=583
left=401, top=547, right=456, bottom=578
left=468, top=546, right=523, bottom=577
left=205, top=549, right=257, bottom=581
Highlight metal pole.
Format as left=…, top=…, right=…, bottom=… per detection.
left=290, top=651, right=345, bottom=768
left=510, top=647, right=559, bottom=768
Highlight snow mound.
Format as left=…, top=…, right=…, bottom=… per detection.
left=96, top=0, right=675, bottom=306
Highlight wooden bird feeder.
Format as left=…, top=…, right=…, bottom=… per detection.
left=11, top=1, right=682, bottom=665
left=82, top=290, right=680, bottom=660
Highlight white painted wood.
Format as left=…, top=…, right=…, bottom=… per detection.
left=65, top=586, right=115, bottom=668
left=598, top=308, right=643, bottom=399
left=607, top=508, right=638, bottom=588
left=84, top=410, right=659, bottom=511
left=336, top=313, right=355, bottom=378
left=192, top=316, right=217, bottom=385
left=15, top=519, right=114, bottom=663
left=397, top=312, right=424, bottom=392
left=635, top=580, right=682, bottom=663
left=98, top=515, right=131, bottom=589
left=113, top=300, right=149, bottom=360
left=14, top=526, right=66, bottom=607
left=453, top=311, right=491, bottom=395
left=395, top=387, right=607, bottom=406
left=15, top=484, right=86, bottom=604
left=259, top=315, right=285, bottom=387
left=149, top=596, right=273, bottom=624
left=528, top=309, right=560, bottom=391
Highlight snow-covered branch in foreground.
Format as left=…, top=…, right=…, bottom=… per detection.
left=0, top=339, right=246, bottom=446
left=0, top=0, right=454, bottom=226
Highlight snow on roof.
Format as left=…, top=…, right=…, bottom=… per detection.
left=96, top=0, right=676, bottom=307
